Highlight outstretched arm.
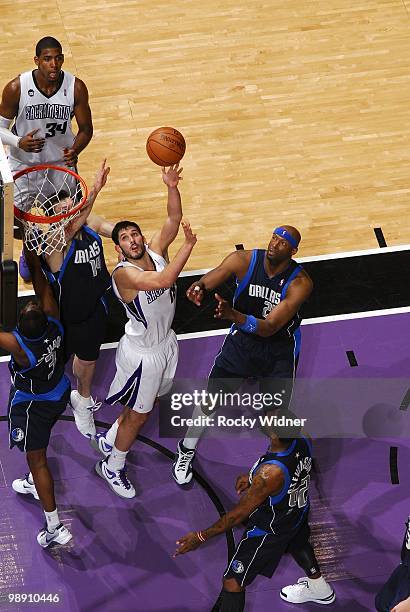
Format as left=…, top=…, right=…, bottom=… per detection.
left=115, top=220, right=197, bottom=294
left=86, top=213, right=114, bottom=238
left=24, top=248, right=59, bottom=319
left=64, top=159, right=110, bottom=241
left=149, top=164, right=183, bottom=257
left=185, top=250, right=251, bottom=306
left=213, top=271, right=313, bottom=337
left=174, top=464, right=284, bottom=556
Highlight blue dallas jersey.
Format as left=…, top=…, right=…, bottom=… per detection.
left=42, top=225, right=110, bottom=324
left=246, top=437, right=312, bottom=537
left=9, top=316, right=69, bottom=399
left=233, top=250, right=302, bottom=343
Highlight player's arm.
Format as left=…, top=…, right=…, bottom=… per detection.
left=24, top=248, right=59, bottom=319
left=214, top=271, right=313, bottom=337
left=149, top=164, right=183, bottom=258
left=186, top=251, right=251, bottom=306
left=64, top=159, right=110, bottom=241
left=174, top=464, right=284, bottom=556
left=86, top=213, right=114, bottom=238
left=115, top=220, right=197, bottom=293
left=0, top=78, right=45, bottom=152
left=0, top=331, right=29, bottom=367
left=63, top=78, right=93, bottom=166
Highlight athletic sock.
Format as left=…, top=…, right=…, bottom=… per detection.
left=107, top=446, right=128, bottom=471
left=44, top=508, right=60, bottom=533
left=308, top=576, right=331, bottom=593
left=105, top=419, right=120, bottom=447
left=77, top=392, right=91, bottom=405
left=183, top=403, right=208, bottom=450
left=27, top=472, right=34, bottom=485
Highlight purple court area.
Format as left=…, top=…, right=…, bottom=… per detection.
left=0, top=312, right=409, bottom=611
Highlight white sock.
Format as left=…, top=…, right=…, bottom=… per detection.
left=105, top=419, right=120, bottom=447
left=183, top=403, right=208, bottom=450
left=308, top=576, right=329, bottom=592
left=76, top=392, right=91, bottom=405
left=27, top=472, right=34, bottom=485
left=44, top=508, right=60, bottom=532
left=107, top=446, right=128, bottom=471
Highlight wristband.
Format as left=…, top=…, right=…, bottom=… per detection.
left=239, top=315, right=258, bottom=334
left=196, top=531, right=206, bottom=543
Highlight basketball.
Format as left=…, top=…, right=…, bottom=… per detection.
left=146, top=127, right=186, bottom=166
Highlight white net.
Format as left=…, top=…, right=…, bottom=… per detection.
left=13, top=166, right=87, bottom=256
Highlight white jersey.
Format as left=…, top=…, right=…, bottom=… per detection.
left=8, top=69, right=76, bottom=169
left=112, top=247, right=177, bottom=348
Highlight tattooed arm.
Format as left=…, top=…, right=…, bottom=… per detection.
left=174, top=464, right=284, bottom=556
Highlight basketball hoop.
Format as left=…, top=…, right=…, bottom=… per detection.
left=13, top=165, right=88, bottom=256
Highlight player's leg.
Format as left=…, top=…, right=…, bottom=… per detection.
left=216, top=531, right=289, bottom=611
left=9, top=391, right=72, bottom=547
left=281, top=520, right=335, bottom=605
left=211, top=580, right=245, bottom=612
left=69, top=302, right=107, bottom=438
left=96, top=341, right=164, bottom=498
left=173, top=364, right=244, bottom=484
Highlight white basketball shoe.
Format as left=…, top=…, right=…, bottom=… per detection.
left=70, top=391, right=101, bottom=438
left=37, top=523, right=73, bottom=548
left=12, top=474, right=39, bottom=500
left=280, top=576, right=335, bottom=605
left=90, top=432, right=113, bottom=457
left=172, top=440, right=196, bottom=485
left=95, top=459, right=136, bottom=499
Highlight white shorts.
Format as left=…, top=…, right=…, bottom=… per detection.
left=105, top=331, right=178, bottom=413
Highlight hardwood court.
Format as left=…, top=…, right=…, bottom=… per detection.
left=0, top=0, right=409, bottom=289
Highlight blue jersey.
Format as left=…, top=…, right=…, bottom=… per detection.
left=233, top=250, right=302, bottom=343
left=9, top=317, right=69, bottom=399
left=246, top=437, right=312, bottom=537
left=42, top=225, right=110, bottom=324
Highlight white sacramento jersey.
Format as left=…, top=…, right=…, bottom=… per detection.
left=8, top=70, right=76, bottom=169
left=112, top=247, right=177, bottom=348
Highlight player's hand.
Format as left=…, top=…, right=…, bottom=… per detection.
left=214, top=293, right=233, bottom=320
left=93, top=159, right=110, bottom=193
left=235, top=473, right=250, bottom=495
left=186, top=281, right=205, bottom=306
left=182, top=220, right=197, bottom=248
left=162, top=162, right=183, bottom=188
left=18, top=129, right=45, bottom=153
left=391, top=596, right=410, bottom=611
left=63, top=147, right=78, bottom=167
left=173, top=532, right=202, bottom=557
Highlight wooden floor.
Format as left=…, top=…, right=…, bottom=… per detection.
left=1, top=0, right=410, bottom=289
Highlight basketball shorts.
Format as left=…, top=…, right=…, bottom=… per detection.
left=224, top=518, right=311, bottom=588
left=106, top=330, right=178, bottom=413
left=8, top=383, right=70, bottom=452
left=63, top=299, right=108, bottom=362
left=207, top=330, right=298, bottom=412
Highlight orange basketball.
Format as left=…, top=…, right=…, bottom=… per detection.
left=146, top=127, right=186, bottom=166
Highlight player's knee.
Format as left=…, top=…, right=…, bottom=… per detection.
left=74, top=357, right=96, bottom=370
left=222, top=578, right=244, bottom=593
left=125, top=408, right=150, bottom=427
left=27, top=448, right=47, bottom=470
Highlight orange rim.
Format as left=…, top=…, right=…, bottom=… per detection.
left=13, top=165, right=88, bottom=224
